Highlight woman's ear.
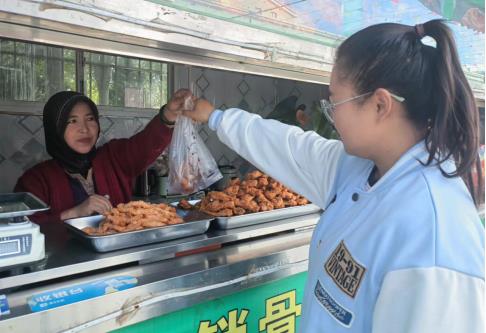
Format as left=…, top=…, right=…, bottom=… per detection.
left=373, top=88, right=394, bottom=122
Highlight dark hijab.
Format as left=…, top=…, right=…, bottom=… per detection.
left=43, top=91, right=100, bottom=177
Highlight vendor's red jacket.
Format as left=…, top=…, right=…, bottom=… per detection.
left=15, top=116, right=172, bottom=223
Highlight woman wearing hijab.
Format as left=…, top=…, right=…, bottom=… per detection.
left=15, top=89, right=190, bottom=223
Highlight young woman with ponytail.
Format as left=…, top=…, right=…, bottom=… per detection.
left=183, top=19, right=484, bottom=332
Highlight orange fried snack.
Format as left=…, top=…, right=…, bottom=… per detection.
left=197, top=171, right=311, bottom=217
left=82, top=201, right=183, bottom=236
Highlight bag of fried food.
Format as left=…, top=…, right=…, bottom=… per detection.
left=168, top=110, right=222, bottom=194
left=83, top=201, right=183, bottom=236
left=179, top=171, right=309, bottom=217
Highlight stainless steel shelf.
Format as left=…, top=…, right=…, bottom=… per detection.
left=0, top=213, right=319, bottom=291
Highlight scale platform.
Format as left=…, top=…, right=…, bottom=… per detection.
left=0, top=193, right=49, bottom=270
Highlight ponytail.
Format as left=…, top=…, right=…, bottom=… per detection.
left=422, top=20, right=483, bottom=205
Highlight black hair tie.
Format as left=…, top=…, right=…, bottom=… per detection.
left=414, top=24, right=425, bottom=39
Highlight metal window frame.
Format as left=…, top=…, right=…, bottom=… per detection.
left=0, top=37, right=173, bottom=116
left=0, top=38, right=77, bottom=101
left=81, top=50, right=170, bottom=109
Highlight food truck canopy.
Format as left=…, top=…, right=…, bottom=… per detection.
left=148, top=0, right=485, bottom=98
left=0, top=0, right=483, bottom=99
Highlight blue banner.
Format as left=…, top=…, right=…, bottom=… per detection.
left=28, top=275, right=138, bottom=312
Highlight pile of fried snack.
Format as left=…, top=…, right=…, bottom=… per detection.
left=83, top=201, right=183, bottom=235
left=179, top=171, right=309, bottom=217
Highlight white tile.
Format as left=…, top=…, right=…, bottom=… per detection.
left=9, top=138, right=46, bottom=171
left=0, top=160, right=25, bottom=192
left=18, top=115, right=43, bottom=135
left=0, top=116, right=33, bottom=158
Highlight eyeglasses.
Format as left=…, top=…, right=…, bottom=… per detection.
left=319, top=91, right=405, bottom=125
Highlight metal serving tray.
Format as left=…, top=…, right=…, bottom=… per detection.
left=214, top=203, right=321, bottom=229
left=64, top=208, right=213, bottom=252
left=0, top=192, right=49, bottom=219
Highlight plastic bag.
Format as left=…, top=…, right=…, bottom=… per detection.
left=168, top=115, right=222, bottom=194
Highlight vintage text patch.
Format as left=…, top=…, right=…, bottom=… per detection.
left=324, top=241, right=365, bottom=298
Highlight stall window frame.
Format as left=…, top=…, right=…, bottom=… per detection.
left=0, top=38, right=77, bottom=102
left=0, top=37, right=173, bottom=118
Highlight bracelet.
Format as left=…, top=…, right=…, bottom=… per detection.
left=159, top=105, right=176, bottom=126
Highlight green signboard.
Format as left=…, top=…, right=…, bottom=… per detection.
left=113, top=272, right=308, bottom=333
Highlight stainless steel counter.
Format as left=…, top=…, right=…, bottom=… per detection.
left=0, top=214, right=319, bottom=332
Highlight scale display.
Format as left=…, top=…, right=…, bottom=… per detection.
left=0, top=234, right=32, bottom=259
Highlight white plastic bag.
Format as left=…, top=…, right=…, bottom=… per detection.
left=168, top=115, right=222, bottom=194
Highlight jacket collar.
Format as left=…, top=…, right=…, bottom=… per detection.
left=365, top=140, right=440, bottom=192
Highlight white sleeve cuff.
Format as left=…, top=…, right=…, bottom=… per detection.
left=208, top=109, right=223, bottom=131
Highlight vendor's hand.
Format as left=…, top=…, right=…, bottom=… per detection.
left=61, top=194, right=112, bottom=220
left=183, top=98, right=215, bottom=124
left=164, top=89, right=195, bottom=122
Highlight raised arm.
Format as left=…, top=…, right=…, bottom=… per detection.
left=184, top=98, right=345, bottom=208
left=214, top=108, right=344, bottom=208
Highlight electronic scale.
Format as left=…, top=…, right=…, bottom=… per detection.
left=0, top=193, right=49, bottom=269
